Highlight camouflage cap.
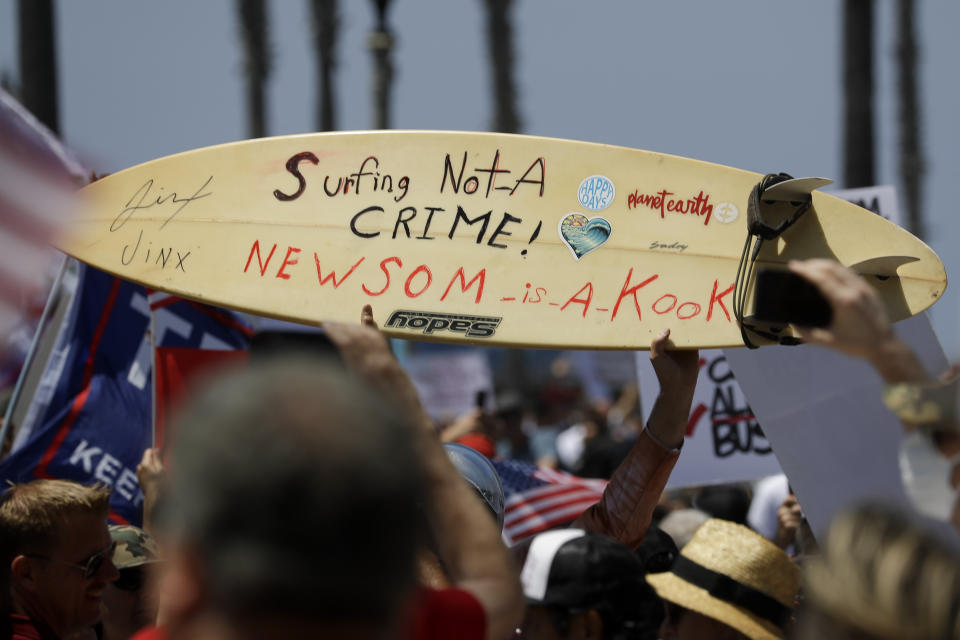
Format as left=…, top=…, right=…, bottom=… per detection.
left=109, top=524, right=160, bottom=569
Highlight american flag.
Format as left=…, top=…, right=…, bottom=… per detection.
left=0, top=89, right=85, bottom=362
left=492, top=458, right=608, bottom=545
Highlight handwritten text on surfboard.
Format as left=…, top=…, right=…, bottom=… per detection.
left=273, top=150, right=545, bottom=202
left=272, top=151, right=546, bottom=251
left=109, top=176, right=215, bottom=273
left=241, top=241, right=736, bottom=327
left=110, top=176, right=214, bottom=232
left=99, top=145, right=740, bottom=344
left=255, top=149, right=735, bottom=329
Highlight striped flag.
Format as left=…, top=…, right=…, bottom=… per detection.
left=492, top=458, right=607, bottom=545
left=0, top=88, right=85, bottom=376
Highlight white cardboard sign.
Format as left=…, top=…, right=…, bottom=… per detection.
left=637, top=349, right=784, bottom=488
left=405, top=351, right=494, bottom=421
left=723, top=314, right=948, bottom=537
left=830, top=185, right=900, bottom=225
left=723, top=185, right=950, bottom=537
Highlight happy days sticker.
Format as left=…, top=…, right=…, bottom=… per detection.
left=577, top=175, right=615, bottom=211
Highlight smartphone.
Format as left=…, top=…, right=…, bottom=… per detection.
left=753, top=268, right=833, bottom=328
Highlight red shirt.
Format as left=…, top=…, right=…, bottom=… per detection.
left=10, top=614, right=56, bottom=640
left=130, top=626, right=165, bottom=640
left=455, top=433, right=497, bottom=459
left=407, top=586, right=486, bottom=640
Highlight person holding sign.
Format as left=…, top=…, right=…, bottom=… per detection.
left=572, top=328, right=700, bottom=550
left=788, top=259, right=960, bottom=529
left=324, top=306, right=524, bottom=640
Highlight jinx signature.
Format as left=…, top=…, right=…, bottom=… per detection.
left=110, top=176, right=214, bottom=232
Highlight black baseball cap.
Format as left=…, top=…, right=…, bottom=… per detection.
left=519, top=529, right=647, bottom=609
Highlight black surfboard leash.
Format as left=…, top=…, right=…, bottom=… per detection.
left=733, top=172, right=813, bottom=349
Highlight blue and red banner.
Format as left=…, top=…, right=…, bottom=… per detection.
left=0, top=263, right=250, bottom=525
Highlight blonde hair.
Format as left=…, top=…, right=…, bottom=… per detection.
left=0, top=479, right=111, bottom=557
left=802, top=504, right=960, bottom=640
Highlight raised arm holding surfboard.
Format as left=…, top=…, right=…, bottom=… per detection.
left=56, top=131, right=946, bottom=349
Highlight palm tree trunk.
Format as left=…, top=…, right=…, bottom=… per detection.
left=368, top=0, right=394, bottom=130
left=237, top=0, right=270, bottom=138
left=897, top=0, right=924, bottom=239
left=481, top=0, right=525, bottom=394
left=309, top=0, right=339, bottom=131
left=18, top=0, right=58, bottom=134
left=482, top=0, right=521, bottom=133
left=842, top=0, right=875, bottom=188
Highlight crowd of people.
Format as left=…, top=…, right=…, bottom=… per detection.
left=3, top=260, right=960, bottom=640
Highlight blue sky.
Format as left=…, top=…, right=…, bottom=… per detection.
left=2, top=1, right=958, bottom=357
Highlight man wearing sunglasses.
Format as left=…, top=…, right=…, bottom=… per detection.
left=0, top=479, right=119, bottom=640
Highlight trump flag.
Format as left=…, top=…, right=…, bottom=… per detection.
left=0, top=263, right=250, bottom=524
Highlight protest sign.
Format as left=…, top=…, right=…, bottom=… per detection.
left=636, top=349, right=783, bottom=488
left=830, top=185, right=900, bottom=225
left=56, top=132, right=943, bottom=350
left=405, top=350, right=494, bottom=421
left=723, top=185, right=951, bottom=535
left=724, top=315, right=948, bottom=536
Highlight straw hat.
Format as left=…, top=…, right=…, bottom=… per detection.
left=646, top=518, right=800, bottom=640
left=883, top=377, right=960, bottom=432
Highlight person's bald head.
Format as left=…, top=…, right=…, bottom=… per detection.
left=162, top=356, right=425, bottom=627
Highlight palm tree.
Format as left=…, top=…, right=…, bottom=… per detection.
left=481, top=0, right=525, bottom=392
left=842, top=0, right=875, bottom=188
left=482, top=0, right=522, bottom=133
left=236, top=0, right=271, bottom=138
left=18, top=0, right=58, bottom=134
left=309, top=0, right=339, bottom=131
left=368, top=0, right=395, bottom=129
left=897, top=0, right=924, bottom=239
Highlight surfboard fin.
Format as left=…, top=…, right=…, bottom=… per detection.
left=848, top=256, right=921, bottom=281
left=760, top=177, right=834, bottom=203
left=747, top=173, right=824, bottom=242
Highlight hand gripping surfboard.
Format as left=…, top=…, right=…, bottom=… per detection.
left=57, top=131, right=946, bottom=349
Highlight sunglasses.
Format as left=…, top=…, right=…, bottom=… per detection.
left=27, top=540, right=117, bottom=579
left=113, top=567, right=146, bottom=592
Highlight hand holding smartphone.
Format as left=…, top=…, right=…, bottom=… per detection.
left=753, top=268, right=833, bottom=328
